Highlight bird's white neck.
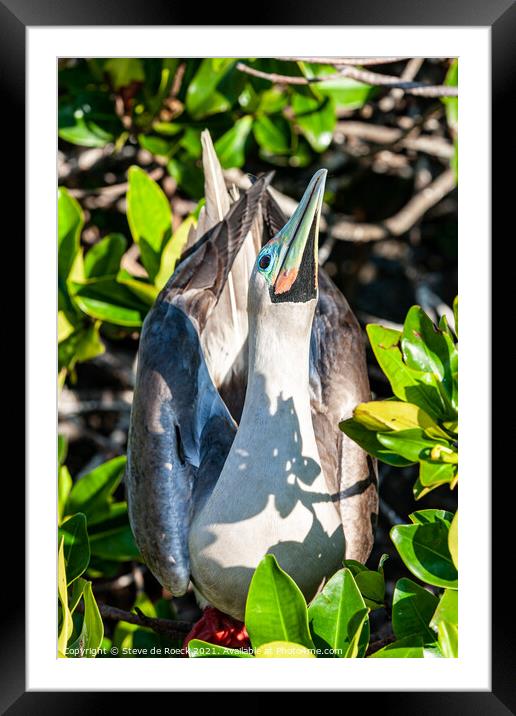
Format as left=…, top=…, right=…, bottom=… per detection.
left=234, top=300, right=318, bottom=458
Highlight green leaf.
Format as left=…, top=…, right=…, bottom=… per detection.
left=443, top=59, right=458, bottom=135
left=245, top=554, right=313, bottom=651
left=138, top=134, right=174, bottom=157
left=58, top=513, right=91, bottom=584
left=185, top=58, right=235, bottom=119
left=409, top=509, right=453, bottom=526
left=253, top=115, right=291, bottom=155
left=58, top=322, right=105, bottom=372
left=154, top=216, right=195, bottom=290
left=58, top=188, right=84, bottom=281
left=301, top=63, right=373, bottom=109
left=105, top=58, right=144, bottom=90
left=308, top=568, right=369, bottom=657
left=339, top=418, right=414, bottom=467
left=378, top=429, right=455, bottom=464
left=392, top=578, right=439, bottom=647
left=188, top=639, right=253, bottom=658
left=68, top=581, right=104, bottom=657
left=126, top=166, right=172, bottom=281
left=58, top=538, right=73, bottom=655
left=255, top=641, right=315, bottom=658
left=292, top=90, right=335, bottom=153
left=58, top=435, right=68, bottom=465
left=366, top=324, right=449, bottom=420
left=437, top=620, right=458, bottom=658
left=431, top=588, right=458, bottom=631
left=419, top=461, right=457, bottom=489
left=116, top=270, right=159, bottom=306
left=401, top=306, right=457, bottom=410
left=84, top=234, right=127, bottom=278
left=343, top=561, right=385, bottom=610
left=214, top=115, right=253, bottom=169
left=68, top=577, right=86, bottom=615
left=58, top=465, right=72, bottom=525
left=257, top=88, right=288, bottom=114
left=88, top=525, right=141, bottom=562
left=453, top=296, right=459, bottom=337
left=66, top=456, right=126, bottom=520
left=369, top=635, right=424, bottom=658
left=391, top=520, right=458, bottom=589
left=448, top=511, right=458, bottom=570
left=59, top=91, right=121, bottom=148
left=58, top=188, right=84, bottom=313
left=167, top=156, right=204, bottom=199
left=353, top=400, right=449, bottom=439
left=70, top=277, right=148, bottom=327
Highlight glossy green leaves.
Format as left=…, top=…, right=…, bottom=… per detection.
left=308, top=568, right=369, bottom=657
left=190, top=556, right=371, bottom=659
left=391, top=510, right=458, bottom=589
left=340, top=301, right=458, bottom=499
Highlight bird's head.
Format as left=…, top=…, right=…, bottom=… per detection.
left=249, top=169, right=327, bottom=338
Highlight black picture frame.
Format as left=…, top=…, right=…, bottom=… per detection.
left=6, top=0, right=508, bottom=710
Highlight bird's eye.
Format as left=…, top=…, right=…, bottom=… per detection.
left=258, top=254, right=271, bottom=270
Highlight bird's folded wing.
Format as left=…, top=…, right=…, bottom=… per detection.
left=126, top=175, right=272, bottom=596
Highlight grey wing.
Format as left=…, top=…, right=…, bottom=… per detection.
left=310, top=271, right=379, bottom=563
left=126, top=301, right=236, bottom=596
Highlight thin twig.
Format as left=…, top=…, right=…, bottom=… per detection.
left=331, top=169, right=455, bottom=242
left=235, top=62, right=457, bottom=98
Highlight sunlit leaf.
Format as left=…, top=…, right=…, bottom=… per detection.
left=292, top=89, right=335, bottom=153
left=308, top=568, right=369, bottom=657
left=58, top=513, right=91, bottom=584
left=66, top=456, right=126, bottom=520
left=214, top=116, right=253, bottom=169
left=392, top=578, right=439, bottom=647
left=339, top=418, right=414, bottom=467
left=391, top=520, right=458, bottom=589
left=245, top=554, right=313, bottom=651
left=448, top=511, right=458, bottom=570
left=84, top=234, right=127, bottom=278
left=126, top=166, right=172, bottom=281
left=105, top=58, right=145, bottom=90
left=68, top=581, right=104, bottom=657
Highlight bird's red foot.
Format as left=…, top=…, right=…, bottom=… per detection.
left=183, top=607, right=250, bottom=655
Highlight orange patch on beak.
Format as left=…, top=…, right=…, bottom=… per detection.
left=274, top=267, right=299, bottom=295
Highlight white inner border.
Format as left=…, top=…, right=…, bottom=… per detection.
left=27, top=27, right=490, bottom=691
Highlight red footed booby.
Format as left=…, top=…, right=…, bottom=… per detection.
left=126, top=131, right=378, bottom=639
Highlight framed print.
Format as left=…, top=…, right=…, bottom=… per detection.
left=5, top=0, right=509, bottom=709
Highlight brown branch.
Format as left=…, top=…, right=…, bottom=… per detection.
left=336, top=65, right=457, bottom=97
left=278, top=56, right=411, bottom=66
left=235, top=62, right=457, bottom=98
left=331, top=169, right=456, bottom=242
left=337, top=120, right=453, bottom=159
left=87, top=601, right=193, bottom=641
